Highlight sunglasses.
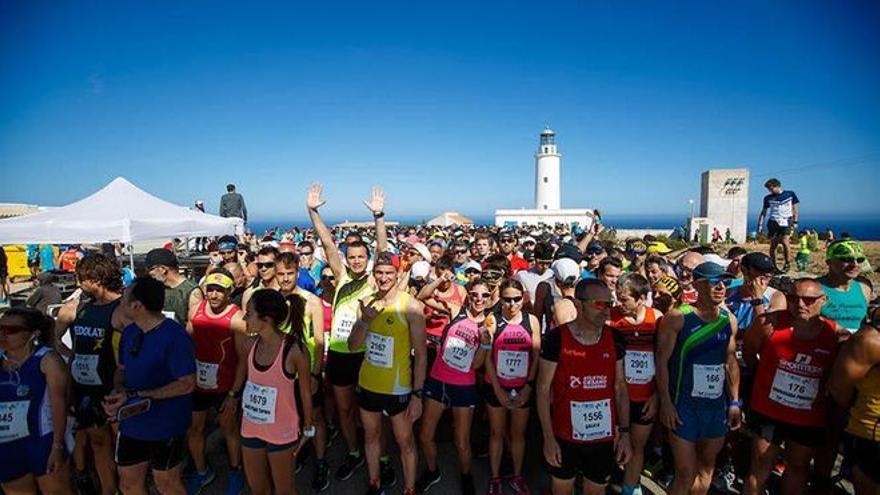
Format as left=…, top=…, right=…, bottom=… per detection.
left=469, top=291, right=492, bottom=299
left=454, top=249, right=468, bottom=255
left=702, top=277, right=732, bottom=288
left=581, top=299, right=613, bottom=311
left=321, top=275, right=335, bottom=282
left=465, top=268, right=481, bottom=275
left=299, top=251, right=314, bottom=256
left=0, top=325, right=30, bottom=335
left=256, top=262, right=275, bottom=270
left=836, top=256, right=866, bottom=264
left=500, top=238, right=515, bottom=244
left=786, top=294, right=824, bottom=306
left=501, top=296, right=523, bottom=304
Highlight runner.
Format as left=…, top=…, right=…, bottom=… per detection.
left=239, top=289, right=314, bottom=495
left=103, top=277, right=197, bottom=495
left=498, top=230, right=529, bottom=274
left=416, top=279, right=492, bottom=495
left=145, top=248, right=202, bottom=325
left=609, top=273, right=661, bottom=495
left=514, top=241, right=554, bottom=306
left=185, top=271, right=248, bottom=495
left=474, top=233, right=493, bottom=264
left=818, top=239, right=871, bottom=334
left=0, top=308, right=72, bottom=495
left=742, top=278, right=838, bottom=495
left=537, top=278, right=632, bottom=495
left=645, top=255, right=671, bottom=287
left=59, top=245, right=84, bottom=273
left=274, top=252, right=331, bottom=492
left=54, top=253, right=126, bottom=495
left=656, top=262, right=741, bottom=495
left=756, top=178, right=799, bottom=272
left=483, top=279, right=541, bottom=495
left=307, top=183, right=388, bottom=482
left=674, top=251, right=705, bottom=305
left=349, top=252, right=427, bottom=495
left=829, top=305, right=880, bottom=495
left=417, top=254, right=466, bottom=369
left=241, top=247, right=281, bottom=311
left=597, top=257, right=623, bottom=298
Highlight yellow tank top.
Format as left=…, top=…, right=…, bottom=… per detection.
left=848, top=365, right=880, bottom=441
left=330, top=273, right=374, bottom=353
left=358, top=292, right=412, bottom=395
left=280, top=293, right=319, bottom=373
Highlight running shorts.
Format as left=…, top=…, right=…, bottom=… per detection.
left=480, top=383, right=531, bottom=409
left=0, top=434, right=56, bottom=482
left=356, top=387, right=410, bottom=417
left=424, top=376, right=477, bottom=409
left=192, top=392, right=227, bottom=413
left=326, top=350, right=364, bottom=387
left=673, top=400, right=728, bottom=442
left=748, top=410, right=824, bottom=449
left=547, top=438, right=615, bottom=485
left=767, top=220, right=790, bottom=238
left=115, top=433, right=187, bottom=471
left=845, top=433, right=880, bottom=485
left=630, top=400, right=656, bottom=427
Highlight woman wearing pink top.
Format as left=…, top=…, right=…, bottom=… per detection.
left=483, top=279, right=541, bottom=495
left=415, top=280, right=492, bottom=494
left=240, top=290, right=314, bottom=495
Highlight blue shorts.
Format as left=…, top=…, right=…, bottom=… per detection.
left=673, top=400, right=728, bottom=442
left=0, top=434, right=55, bottom=482
left=424, top=376, right=477, bottom=409
left=240, top=435, right=299, bottom=453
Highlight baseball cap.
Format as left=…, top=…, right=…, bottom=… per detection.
left=703, top=253, right=731, bottom=268
left=692, top=262, right=733, bottom=282
left=373, top=251, right=400, bottom=270
left=826, top=239, right=866, bottom=262
left=410, top=261, right=431, bottom=280
left=552, top=258, right=581, bottom=286
left=741, top=252, right=774, bottom=273
left=203, top=272, right=233, bottom=290
left=463, top=260, right=482, bottom=273
left=556, top=243, right=584, bottom=263
left=655, top=275, right=682, bottom=296
left=585, top=240, right=604, bottom=257
left=145, top=248, right=178, bottom=269
left=647, top=241, right=672, bottom=254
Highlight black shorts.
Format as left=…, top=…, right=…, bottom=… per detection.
left=192, top=392, right=227, bottom=413
left=630, top=400, right=655, bottom=427
left=356, top=386, right=410, bottom=417
left=747, top=410, right=824, bottom=449
left=424, top=376, right=478, bottom=409
left=326, top=350, right=364, bottom=387
left=73, top=392, right=110, bottom=430
left=115, top=433, right=187, bottom=471
left=293, top=375, right=325, bottom=418
left=844, top=433, right=880, bottom=484
left=767, top=220, right=791, bottom=238
left=547, top=438, right=615, bottom=485
left=480, top=383, right=531, bottom=409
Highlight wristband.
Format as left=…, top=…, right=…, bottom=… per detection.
left=480, top=343, right=493, bottom=351
left=302, top=425, right=316, bottom=438
left=618, top=426, right=631, bottom=434
left=411, top=389, right=423, bottom=399
left=373, top=211, right=385, bottom=219
left=227, top=390, right=241, bottom=399
left=729, top=400, right=742, bottom=408
left=750, top=299, right=765, bottom=308
left=126, top=390, right=140, bottom=400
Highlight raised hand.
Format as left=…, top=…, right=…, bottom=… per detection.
left=359, top=298, right=384, bottom=324
left=307, top=183, right=326, bottom=211
left=363, top=186, right=386, bottom=215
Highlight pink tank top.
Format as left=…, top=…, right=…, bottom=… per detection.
left=430, top=314, right=481, bottom=386
left=486, top=315, right=534, bottom=389
left=240, top=339, right=300, bottom=444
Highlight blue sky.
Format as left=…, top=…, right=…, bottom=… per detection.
left=1, top=1, right=879, bottom=223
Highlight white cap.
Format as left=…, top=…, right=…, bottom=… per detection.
left=195, top=200, right=204, bottom=205
left=412, top=242, right=431, bottom=261
left=464, top=260, right=482, bottom=272
left=552, top=258, right=581, bottom=286
left=410, top=261, right=431, bottom=280
left=703, top=253, right=731, bottom=268
left=520, top=236, right=536, bottom=245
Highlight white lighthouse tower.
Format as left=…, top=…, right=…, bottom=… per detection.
left=495, top=126, right=595, bottom=228
left=534, top=127, right=561, bottom=210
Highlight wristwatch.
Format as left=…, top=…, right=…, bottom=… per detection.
left=618, top=426, right=631, bottom=434
left=411, top=389, right=423, bottom=399
left=302, top=426, right=316, bottom=438
left=749, top=299, right=764, bottom=308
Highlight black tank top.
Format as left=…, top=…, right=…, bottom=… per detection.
left=71, top=298, right=121, bottom=396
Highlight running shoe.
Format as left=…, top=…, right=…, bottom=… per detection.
left=74, top=470, right=96, bottom=495
left=460, top=473, right=476, bottom=495
left=488, top=477, right=503, bottom=495
left=710, top=466, right=738, bottom=495
left=508, top=474, right=530, bottom=495
left=380, top=457, right=397, bottom=488
left=415, top=469, right=441, bottom=493
left=186, top=466, right=215, bottom=495
left=226, top=468, right=245, bottom=495
left=365, top=482, right=387, bottom=495
left=335, top=451, right=365, bottom=480
left=312, top=459, right=330, bottom=492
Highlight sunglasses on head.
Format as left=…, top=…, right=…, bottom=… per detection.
left=256, top=262, right=275, bottom=269
left=501, top=295, right=523, bottom=303
left=469, top=291, right=492, bottom=299
left=786, top=294, right=824, bottom=306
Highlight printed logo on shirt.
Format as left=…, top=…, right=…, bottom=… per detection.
left=569, top=375, right=608, bottom=390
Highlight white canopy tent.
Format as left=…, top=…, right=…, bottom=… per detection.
left=0, top=177, right=243, bottom=251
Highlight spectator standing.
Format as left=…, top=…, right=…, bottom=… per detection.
left=219, top=184, right=247, bottom=224
left=757, top=178, right=799, bottom=273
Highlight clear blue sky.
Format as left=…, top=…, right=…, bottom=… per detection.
left=2, top=1, right=879, bottom=222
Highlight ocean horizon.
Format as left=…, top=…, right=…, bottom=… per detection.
left=247, top=213, right=880, bottom=241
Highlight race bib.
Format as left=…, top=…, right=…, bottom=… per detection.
left=442, top=335, right=476, bottom=373
left=769, top=369, right=819, bottom=410
left=692, top=364, right=725, bottom=399
left=332, top=312, right=356, bottom=344
left=366, top=333, right=394, bottom=369
left=0, top=401, right=30, bottom=443
left=72, top=354, right=102, bottom=386
left=196, top=360, right=220, bottom=390
left=242, top=381, right=278, bottom=425
left=570, top=399, right=612, bottom=442
left=624, top=351, right=655, bottom=385
left=497, top=350, right=529, bottom=380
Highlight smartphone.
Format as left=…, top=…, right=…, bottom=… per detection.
left=117, top=398, right=151, bottom=422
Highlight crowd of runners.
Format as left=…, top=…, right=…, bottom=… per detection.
left=1, top=182, right=878, bottom=495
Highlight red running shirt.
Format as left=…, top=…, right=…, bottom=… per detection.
left=608, top=307, right=659, bottom=402
left=191, top=301, right=240, bottom=394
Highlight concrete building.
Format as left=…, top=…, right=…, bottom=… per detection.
left=495, top=128, right=595, bottom=228
left=689, top=168, right=750, bottom=243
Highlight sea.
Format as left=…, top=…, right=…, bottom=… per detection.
left=249, top=213, right=880, bottom=241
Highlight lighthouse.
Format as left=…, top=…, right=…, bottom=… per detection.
left=495, top=127, right=595, bottom=228
left=535, top=127, right=561, bottom=210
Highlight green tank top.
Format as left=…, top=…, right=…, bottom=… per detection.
left=820, top=281, right=868, bottom=333
left=280, top=293, right=319, bottom=373
left=329, top=273, right=375, bottom=353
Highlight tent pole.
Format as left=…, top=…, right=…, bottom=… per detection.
left=129, top=245, right=134, bottom=271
